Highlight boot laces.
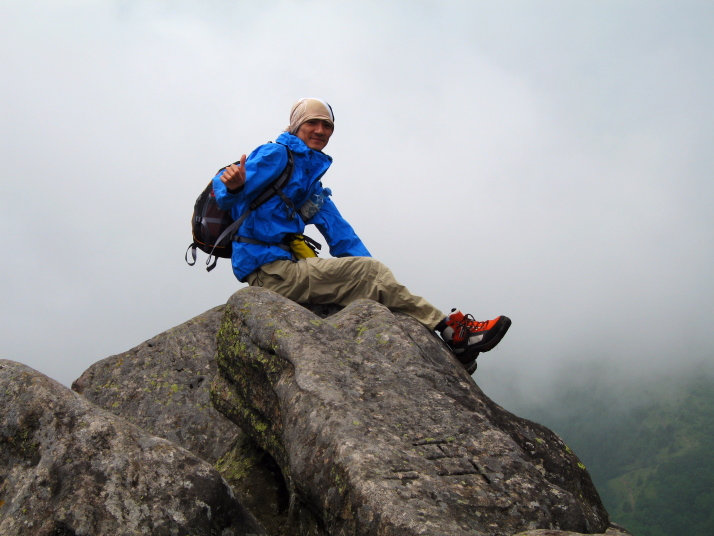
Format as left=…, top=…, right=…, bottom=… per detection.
left=452, top=314, right=489, bottom=340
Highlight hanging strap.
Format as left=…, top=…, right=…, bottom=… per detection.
left=185, top=243, right=198, bottom=266
left=300, top=234, right=322, bottom=252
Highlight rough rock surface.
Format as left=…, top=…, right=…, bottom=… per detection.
left=72, top=305, right=238, bottom=464
left=3, top=288, right=631, bottom=535
left=0, top=359, right=264, bottom=536
left=514, top=524, right=633, bottom=536
left=210, top=287, right=611, bottom=536
left=70, top=304, right=291, bottom=535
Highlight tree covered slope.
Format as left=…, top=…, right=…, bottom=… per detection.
left=506, top=364, right=714, bottom=536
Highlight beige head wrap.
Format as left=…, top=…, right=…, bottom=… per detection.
left=286, top=98, right=335, bottom=134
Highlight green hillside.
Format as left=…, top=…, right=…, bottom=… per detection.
left=507, top=364, right=714, bottom=536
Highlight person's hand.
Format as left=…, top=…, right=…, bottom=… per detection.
left=221, top=154, right=247, bottom=191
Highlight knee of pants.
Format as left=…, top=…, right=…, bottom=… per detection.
left=361, top=257, right=389, bottom=278
left=360, top=258, right=405, bottom=298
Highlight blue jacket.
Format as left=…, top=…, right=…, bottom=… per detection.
left=212, top=132, right=371, bottom=281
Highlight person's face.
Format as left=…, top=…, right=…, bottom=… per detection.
left=295, top=119, right=334, bottom=151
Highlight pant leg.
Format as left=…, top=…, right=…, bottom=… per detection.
left=245, top=257, right=445, bottom=330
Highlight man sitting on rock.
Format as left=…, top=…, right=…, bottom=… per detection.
left=212, top=98, right=511, bottom=373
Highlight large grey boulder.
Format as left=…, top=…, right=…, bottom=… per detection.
left=211, top=288, right=611, bottom=536
left=71, top=305, right=291, bottom=535
left=0, top=360, right=264, bottom=536
left=72, top=305, right=238, bottom=464
left=514, top=526, right=633, bottom=536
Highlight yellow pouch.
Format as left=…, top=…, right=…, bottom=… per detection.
left=288, top=234, right=319, bottom=260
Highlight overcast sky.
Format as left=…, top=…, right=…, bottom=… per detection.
left=2, top=1, right=712, bottom=403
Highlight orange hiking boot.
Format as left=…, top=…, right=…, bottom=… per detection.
left=440, top=309, right=511, bottom=366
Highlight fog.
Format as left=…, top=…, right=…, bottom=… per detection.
left=2, top=1, right=712, bottom=403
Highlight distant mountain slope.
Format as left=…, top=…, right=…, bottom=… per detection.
left=504, top=364, right=714, bottom=536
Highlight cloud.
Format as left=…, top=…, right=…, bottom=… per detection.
left=1, top=1, right=712, bottom=394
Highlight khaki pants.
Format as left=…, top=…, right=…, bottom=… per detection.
left=245, top=257, right=445, bottom=330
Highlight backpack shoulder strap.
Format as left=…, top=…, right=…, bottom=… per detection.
left=248, top=145, right=294, bottom=210
left=204, top=146, right=295, bottom=270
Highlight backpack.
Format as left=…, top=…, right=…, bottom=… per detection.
left=185, top=148, right=295, bottom=272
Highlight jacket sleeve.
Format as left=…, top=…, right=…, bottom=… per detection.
left=211, top=171, right=242, bottom=211
left=310, top=197, right=371, bottom=258
left=212, top=144, right=288, bottom=211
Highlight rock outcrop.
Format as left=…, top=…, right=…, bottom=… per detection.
left=0, top=360, right=263, bottom=536
left=71, top=304, right=291, bottom=535
left=211, top=288, right=610, bottom=536
left=0, top=287, right=633, bottom=535
left=72, top=305, right=237, bottom=464
left=513, top=526, right=633, bottom=536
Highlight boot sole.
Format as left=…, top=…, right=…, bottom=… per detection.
left=465, top=360, right=478, bottom=374
left=478, top=316, right=511, bottom=352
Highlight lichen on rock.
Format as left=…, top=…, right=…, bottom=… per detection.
left=0, top=359, right=264, bottom=536
left=2, top=286, right=632, bottom=536
left=210, top=287, right=611, bottom=536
